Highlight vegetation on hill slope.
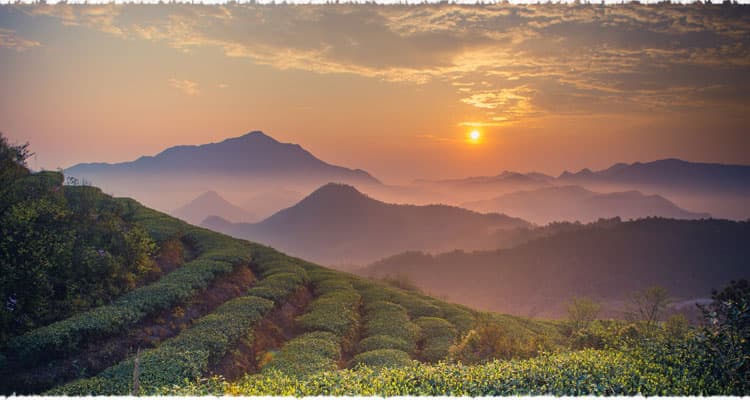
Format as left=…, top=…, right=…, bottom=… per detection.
left=365, top=217, right=750, bottom=317
left=2, top=135, right=748, bottom=396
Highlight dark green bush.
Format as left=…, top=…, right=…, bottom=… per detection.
left=48, top=296, right=274, bottom=395
left=351, top=349, right=414, bottom=369
left=358, top=335, right=412, bottom=353
left=262, top=331, right=341, bottom=377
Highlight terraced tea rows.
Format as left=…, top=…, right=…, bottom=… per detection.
left=2, top=196, right=568, bottom=396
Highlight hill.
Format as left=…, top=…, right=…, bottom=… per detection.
left=363, top=218, right=749, bottom=318
left=202, top=183, right=531, bottom=265
left=2, top=136, right=747, bottom=396
left=239, top=188, right=303, bottom=222
left=0, top=142, right=558, bottom=394
left=173, top=190, right=254, bottom=225
left=462, top=185, right=710, bottom=224
left=558, top=159, right=750, bottom=192
left=63, top=131, right=379, bottom=212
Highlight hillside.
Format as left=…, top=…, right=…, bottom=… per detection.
left=462, top=185, right=710, bottom=224
left=2, top=136, right=747, bottom=396
left=202, top=183, right=531, bottom=265
left=0, top=163, right=558, bottom=395
left=364, top=218, right=749, bottom=318
left=173, top=190, right=254, bottom=225
left=62, top=131, right=379, bottom=212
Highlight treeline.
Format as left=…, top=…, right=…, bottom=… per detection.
left=0, top=134, right=160, bottom=342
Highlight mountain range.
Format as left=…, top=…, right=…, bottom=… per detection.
left=462, top=185, right=710, bottom=224
left=202, top=183, right=530, bottom=265
left=64, top=131, right=379, bottom=212
left=558, top=158, right=750, bottom=192
left=363, top=218, right=750, bottom=318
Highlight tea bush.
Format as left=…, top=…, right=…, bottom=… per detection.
left=262, top=331, right=341, bottom=377
left=49, top=295, right=274, bottom=395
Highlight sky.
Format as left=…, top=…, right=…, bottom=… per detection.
left=1, top=2, right=749, bottom=183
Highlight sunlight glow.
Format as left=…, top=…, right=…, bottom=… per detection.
left=468, top=129, right=482, bottom=144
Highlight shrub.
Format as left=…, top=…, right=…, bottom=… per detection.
left=364, top=305, right=420, bottom=348
left=358, top=335, right=412, bottom=353
left=414, top=317, right=457, bottom=362
left=438, top=303, right=477, bottom=335
left=295, top=293, right=360, bottom=337
left=48, top=296, right=274, bottom=395
left=350, top=349, right=414, bottom=369
left=7, top=258, right=236, bottom=365
left=262, top=331, right=341, bottom=377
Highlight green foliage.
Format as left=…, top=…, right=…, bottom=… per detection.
left=665, top=314, right=689, bottom=339
left=262, top=331, right=341, bottom=377
left=0, top=171, right=162, bottom=344
left=448, top=317, right=552, bottom=364
left=353, top=279, right=442, bottom=318
left=351, top=349, right=415, bottom=369
left=362, top=301, right=420, bottom=353
left=166, top=343, right=728, bottom=396
left=438, top=303, right=477, bottom=335
left=358, top=335, right=412, bottom=353
left=247, top=271, right=307, bottom=302
left=295, top=279, right=360, bottom=339
left=697, top=279, right=750, bottom=395
left=566, top=296, right=601, bottom=332
left=49, top=295, right=274, bottom=395
left=6, top=258, right=235, bottom=366
left=415, top=317, right=457, bottom=362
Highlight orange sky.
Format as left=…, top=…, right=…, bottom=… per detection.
left=1, top=3, right=749, bottom=183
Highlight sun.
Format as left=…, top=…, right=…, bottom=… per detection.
left=468, top=129, right=481, bottom=144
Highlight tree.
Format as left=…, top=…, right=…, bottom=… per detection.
left=698, top=279, right=749, bottom=394
left=0, top=132, right=32, bottom=207
left=626, top=286, right=670, bottom=332
left=566, top=296, right=601, bottom=332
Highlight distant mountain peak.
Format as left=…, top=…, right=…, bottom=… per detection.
left=233, top=130, right=279, bottom=143
left=65, top=131, right=380, bottom=185
left=304, top=183, right=370, bottom=202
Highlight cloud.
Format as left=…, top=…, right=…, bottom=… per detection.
left=0, top=28, right=41, bottom=51
left=168, top=78, right=199, bottom=96
left=15, top=3, right=750, bottom=125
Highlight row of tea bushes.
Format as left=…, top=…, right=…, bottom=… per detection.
left=163, top=347, right=721, bottom=396
left=262, top=269, right=362, bottom=377
left=47, top=295, right=274, bottom=395
left=47, top=254, right=310, bottom=395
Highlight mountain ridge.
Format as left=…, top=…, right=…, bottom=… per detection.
left=203, top=183, right=531, bottom=265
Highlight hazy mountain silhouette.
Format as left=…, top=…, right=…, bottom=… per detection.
left=240, top=188, right=303, bottom=222
left=558, top=159, right=750, bottom=192
left=67, top=131, right=378, bottom=183
left=173, top=191, right=252, bottom=225
left=364, top=218, right=749, bottom=318
left=63, top=131, right=379, bottom=212
left=555, top=159, right=750, bottom=220
left=202, top=183, right=530, bottom=265
left=416, top=171, right=551, bottom=189
left=463, top=185, right=710, bottom=224
left=410, top=171, right=553, bottom=204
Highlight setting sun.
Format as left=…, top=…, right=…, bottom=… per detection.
left=468, top=129, right=481, bottom=144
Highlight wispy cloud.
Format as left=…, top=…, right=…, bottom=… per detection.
left=0, top=28, right=40, bottom=51
left=15, top=3, right=750, bottom=126
left=168, top=78, right=199, bottom=96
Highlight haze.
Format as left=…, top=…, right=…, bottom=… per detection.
left=2, top=2, right=750, bottom=183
